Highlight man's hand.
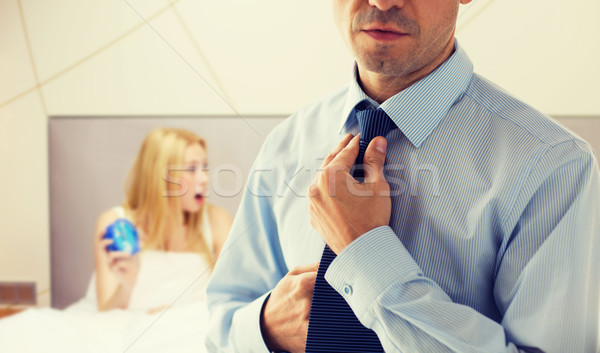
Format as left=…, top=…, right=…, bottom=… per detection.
left=308, top=133, right=391, bottom=254
left=260, top=263, right=319, bottom=353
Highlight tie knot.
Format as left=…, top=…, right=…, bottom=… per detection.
left=356, top=107, right=396, bottom=143
left=351, top=106, right=397, bottom=181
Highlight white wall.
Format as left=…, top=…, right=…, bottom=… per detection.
left=0, top=0, right=598, bottom=307
left=457, top=0, right=600, bottom=115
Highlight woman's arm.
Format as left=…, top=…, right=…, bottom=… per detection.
left=207, top=204, right=233, bottom=258
left=93, top=209, right=140, bottom=311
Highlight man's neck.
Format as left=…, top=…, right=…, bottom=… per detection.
left=357, top=40, right=456, bottom=104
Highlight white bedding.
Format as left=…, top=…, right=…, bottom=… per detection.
left=0, top=251, right=213, bottom=353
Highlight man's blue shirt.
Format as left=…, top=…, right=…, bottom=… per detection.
left=206, top=41, right=600, bottom=353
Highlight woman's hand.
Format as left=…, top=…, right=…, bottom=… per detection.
left=98, top=239, right=140, bottom=291
left=94, top=211, right=141, bottom=311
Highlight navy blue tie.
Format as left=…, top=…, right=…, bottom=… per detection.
left=305, top=105, right=397, bottom=353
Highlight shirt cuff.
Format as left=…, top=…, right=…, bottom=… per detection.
left=324, top=225, right=423, bottom=328
left=230, top=291, right=272, bottom=353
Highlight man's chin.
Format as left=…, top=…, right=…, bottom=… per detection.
left=358, top=55, right=411, bottom=77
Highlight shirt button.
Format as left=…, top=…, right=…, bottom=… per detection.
left=343, top=285, right=353, bottom=296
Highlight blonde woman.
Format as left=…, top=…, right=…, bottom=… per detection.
left=93, top=128, right=232, bottom=312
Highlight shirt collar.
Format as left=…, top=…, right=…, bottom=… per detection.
left=340, top=39, right=474, bottom=148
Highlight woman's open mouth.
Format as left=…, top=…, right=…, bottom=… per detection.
left=195, top=193, right=204, bottom=203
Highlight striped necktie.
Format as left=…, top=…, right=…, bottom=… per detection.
left=305, top=105, right=397, bottom=353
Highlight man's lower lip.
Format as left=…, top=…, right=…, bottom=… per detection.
left=363, top=30, right=406, bottom=41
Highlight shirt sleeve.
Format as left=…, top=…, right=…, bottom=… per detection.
left=325, top=139, right=600, bottom=353
left=205, top=137, right=288, bottom=353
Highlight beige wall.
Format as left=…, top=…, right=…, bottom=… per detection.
left=1, top=0, right=599, bottom=307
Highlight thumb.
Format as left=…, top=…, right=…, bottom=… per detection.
left=363, top=136, right=387, bottom=183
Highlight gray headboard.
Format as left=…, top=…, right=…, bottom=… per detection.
left=48, top=115, right=600, bottom=309
left=553, top=116, right=600, bottom=158
left=49, top=115, right=286, bottom=308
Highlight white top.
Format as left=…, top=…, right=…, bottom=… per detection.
left=128, top=250, right=212, bottom=311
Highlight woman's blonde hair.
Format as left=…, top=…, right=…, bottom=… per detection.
left=123, top=127, right=212, bottom=264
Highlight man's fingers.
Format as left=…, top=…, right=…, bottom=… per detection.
left=298, top=271, right=318, bottom=291
left=327, top=134, right=361, bottom=173
left=363, top=136, right=388, bottom=183
left=319, top=133, right=354, bottom=170
left=288, top=262, right=320, bottom=275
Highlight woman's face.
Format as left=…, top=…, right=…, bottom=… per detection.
left=178, top=143, right=209, bottom=213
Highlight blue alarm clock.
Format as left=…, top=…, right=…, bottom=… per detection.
left=103, top=218, right=140, bottom=255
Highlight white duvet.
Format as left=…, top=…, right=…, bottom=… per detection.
left=0, top=251, right=213, bottom=353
